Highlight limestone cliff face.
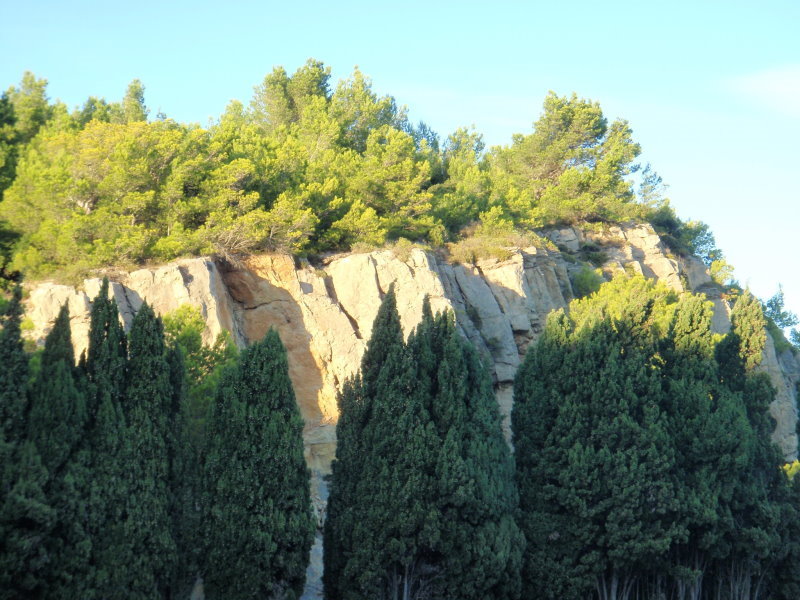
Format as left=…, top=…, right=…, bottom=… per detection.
left=22, top=223, right=800, bottom=597
left=24, top=222, right=800, bottom=465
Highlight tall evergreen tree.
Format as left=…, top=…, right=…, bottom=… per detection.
left=0, top=288, right=28, bottom=441
left=708, top=291, right=783, bottom=599
left=415, top=307, right=523, bottom=600
left=28, top=305, right=84, bottom=478
left=83, top=279, right=132, bottom=599
left=513, top=275, right=794, bottom=600
left=122, top=303, right=177, bottom=599
left=27, top=304, right=91, bottom=598
left=324, top=286, right=413, bottom=600
left=659, top=294, right=749, bottom=599
left=0, top=287, right=53, bottom=599
left=513, top=277, right=687, bottom=600
left=202, top=329, right=314, bottom=600
left=165, top=344, right=198, bottom=598
left=121, top=79, right=148, bottom=123
left=325, top=291, right=523, bottom=600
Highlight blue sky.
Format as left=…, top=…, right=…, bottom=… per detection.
left=2, top=0, right=799, bottom=321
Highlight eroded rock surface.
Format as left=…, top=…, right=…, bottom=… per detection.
left=25, top=222, right=800, bottom=462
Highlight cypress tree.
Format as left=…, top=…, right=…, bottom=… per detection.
left=0, top=287, right=54, bottom=599
left=324, top=286, right=406, bottom=600
left=772, top=475, right=800, bottom=599
left=512, top=277, right=684, bottom=600
left=512, top=312, right=589, bottom=599
left=347, top=314, right=435, bottom=599
left=658, top=294, right=749, bottom=599
left=28, top=305, right=85, bottom=474
left=83, top=279, right=132, bottom=599
left=512, top=275, right=798, bottom=600
left=26, top=304, right=91, bottom=598
left=704, top=288, right=786, bottom=598
left=203, top=329, right=314, bottom=600
left=122, top=302, right=177, bottom=599
left=0, top=287, right=29, bottom=442
left=166, top=344, right=199, bottom=598
left=326, top=291, right=523, bottom=600
left=421, top=308, right=523, bottom=599
left=0, top=439, right=53, bottom=600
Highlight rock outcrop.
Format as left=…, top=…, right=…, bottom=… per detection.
left=22, top=222, right=800, bottom=598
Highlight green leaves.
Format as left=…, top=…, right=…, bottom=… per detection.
left=0, top=63, right=687, bottom=282
left=512, top=274, right=793, bottom=599
left=203, top=329, right=314, bottom=600
left=325, top=291, right=523, bottom=600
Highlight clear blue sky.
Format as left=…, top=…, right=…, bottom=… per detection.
left=3, top=0, right=799, bottom=322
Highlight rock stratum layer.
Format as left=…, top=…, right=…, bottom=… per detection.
left=22, top=223, right=800, bottom=598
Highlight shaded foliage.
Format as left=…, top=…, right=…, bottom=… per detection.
left=202, top=329, right=314, bottom=600
left=513, top=274, right=794, bottom=600
left=325, top=289, right=523, bottom=600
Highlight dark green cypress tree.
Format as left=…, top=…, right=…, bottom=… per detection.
left=83, top=279, right=132, bottom=599
left=0, top=288, right=29, bottom=442
left=321, top=374, right=365, bottom=600
left=772, top=475, right=800, bottom=599
left=346, top=319, right=436, bottom=600
left=422, top=309, right=523, bottom=600
left=27, top=304, right=91, bottom=598
left=512, top=312, right=589, bottom=599
left=203, top=329, right=314, bottom=600
left=28, top=305, right=85, bottom=475
left=707, top=288, right=784, bottom=598
left=657, top=294, right=750, bottom=598
left=0, top=287, right=54, bottom=599
left=166, top=344, right=199, bottom=598
left=122, top=302, right=177, bottom=599
left=326, top=291, right=523, bottom=600
left=513, top=277, right=684, bottom=600
left=324, top=286, right=406, bottom=600
left=0, top=439, right=53, bottom=600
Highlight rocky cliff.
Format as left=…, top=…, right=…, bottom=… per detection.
left=22, top=222, right=800, bottom=598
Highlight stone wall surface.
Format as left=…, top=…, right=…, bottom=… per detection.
left=22, top=223, right=800, bottom=598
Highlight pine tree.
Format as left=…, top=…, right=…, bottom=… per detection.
left=122, top=303, right=177, bottom=599
left=26, top=304, right=91, bottom=598
left=0, top=287, right=54, bottom=599
left=203, top=329, right=314, bottom=600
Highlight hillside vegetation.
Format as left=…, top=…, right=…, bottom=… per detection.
left=0, top=61, right=708, bottom=283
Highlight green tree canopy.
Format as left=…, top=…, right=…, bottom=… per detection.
left=0, top=288, right=54, bottom=598
left=325, top=290, right=523, bottom=600
left=202, top=329, right=314, bottom=600
left=0, top=61, right=705, bottom=282
left=512, top=274, right=793, bottom=600
left=26, top=304, right=91, bottom=599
